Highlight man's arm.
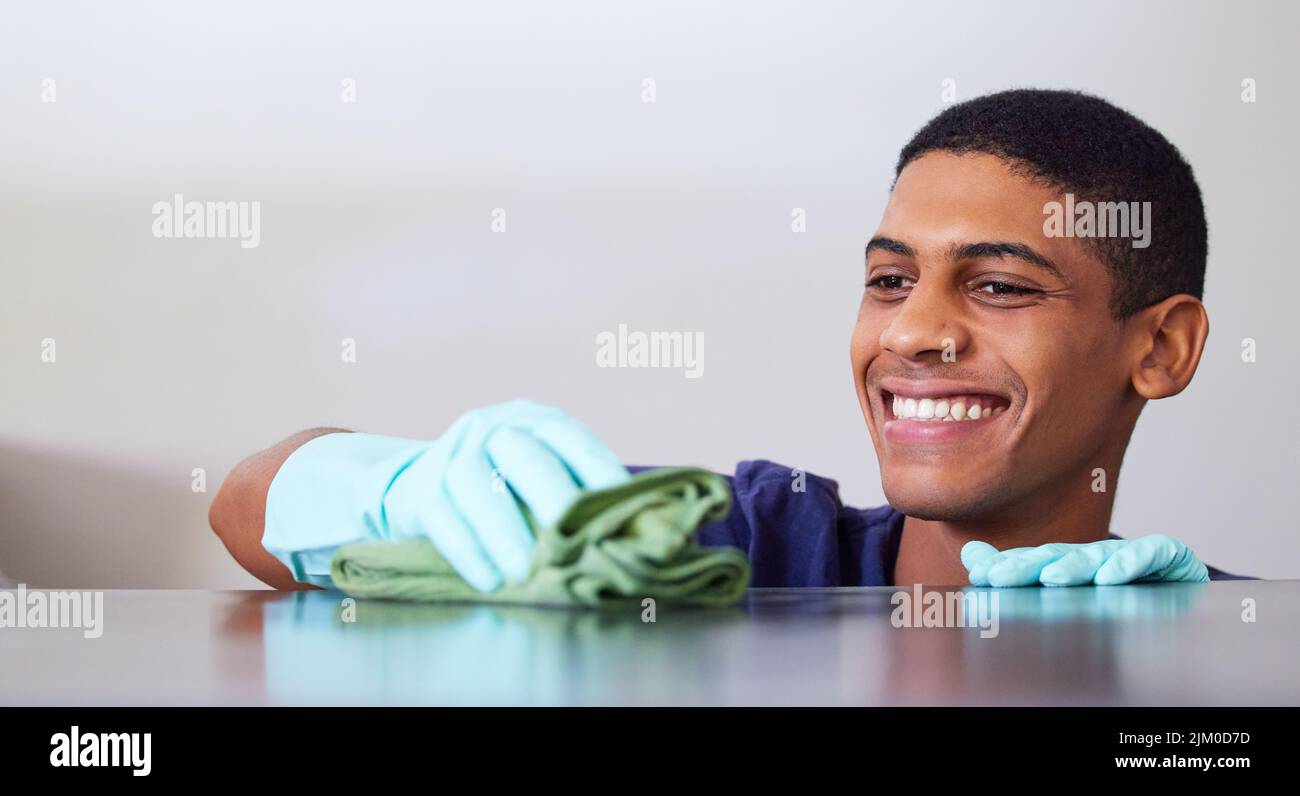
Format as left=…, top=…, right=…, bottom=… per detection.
left=208, top=400, right=631, bottom=593
left=209, top=428, right=349, bottom=590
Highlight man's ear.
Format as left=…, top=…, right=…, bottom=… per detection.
left=1129, top=294, right=1210, bottom=400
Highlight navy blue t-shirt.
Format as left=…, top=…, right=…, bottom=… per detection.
left=635, top=460, right=1248, bottom=585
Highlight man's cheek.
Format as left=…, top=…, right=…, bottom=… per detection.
left=855, top=311, right=890, bottom=347
left=849, top=326, right=880, bottom=370
left=1020, top=373, right=1104, bottom=468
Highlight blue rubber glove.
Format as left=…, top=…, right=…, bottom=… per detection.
left=960, top=534, right=1210, bottom=587
left=263, top=399, right=629, bottom=592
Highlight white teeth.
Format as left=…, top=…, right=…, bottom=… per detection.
left=889, top=394, right=1006, bottom=422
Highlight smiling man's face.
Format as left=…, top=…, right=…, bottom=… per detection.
left=850, top=151, right=1144, bottom=522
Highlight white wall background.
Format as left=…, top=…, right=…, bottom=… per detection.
left=1, top=0, right=1295, bottom=587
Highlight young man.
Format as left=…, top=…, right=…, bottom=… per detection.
left=210, top=89, right=1243, bottom=592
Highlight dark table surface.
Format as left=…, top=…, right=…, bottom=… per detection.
left=3, top=580, right=1297, bottom=705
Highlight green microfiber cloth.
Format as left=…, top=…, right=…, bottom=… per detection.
left=329, top=467, right=750, bottom=608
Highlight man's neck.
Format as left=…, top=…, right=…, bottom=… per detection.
left=891, top=478, right=1115, bottom=586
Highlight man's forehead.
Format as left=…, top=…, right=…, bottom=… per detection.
left=876, top=151, right=1088, bottom=269
left=886, top=152, right=1053, bottom=226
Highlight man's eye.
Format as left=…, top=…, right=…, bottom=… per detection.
left=976, top=281, right=1040, bottom=296
left=866, top=275, right=912, bottom=290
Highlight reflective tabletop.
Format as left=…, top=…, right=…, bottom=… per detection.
left=2, top=580, right=1297, bottom=705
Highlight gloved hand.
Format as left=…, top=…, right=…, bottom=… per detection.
left=263, top=399, right=629, bottom=592
left=960, top=535, right=1209, bottom=587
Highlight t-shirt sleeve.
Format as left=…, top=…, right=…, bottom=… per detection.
left=630, top=461, right=850, bottom=586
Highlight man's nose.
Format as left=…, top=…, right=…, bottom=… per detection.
left=878, top=283, right=970, bottom=362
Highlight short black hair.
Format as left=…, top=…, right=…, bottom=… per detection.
left=896, top=89, right=1206, bottom=318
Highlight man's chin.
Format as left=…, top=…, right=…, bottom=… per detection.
left=881, top=477, right=1010, bottom=522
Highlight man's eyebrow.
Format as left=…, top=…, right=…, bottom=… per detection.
left=867, top=237, right=1066, bottom=281
left=950, top=241, right=1064, bottom=279
left=865, top=237, right=915, bottom=258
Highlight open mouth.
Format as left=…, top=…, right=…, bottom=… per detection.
left=874, top=379, right=1015, bottom=444
left=883, top=391, right=1010, bottom=422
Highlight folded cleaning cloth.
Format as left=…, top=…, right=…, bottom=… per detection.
left=330, top=467, right=751, bottom=608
